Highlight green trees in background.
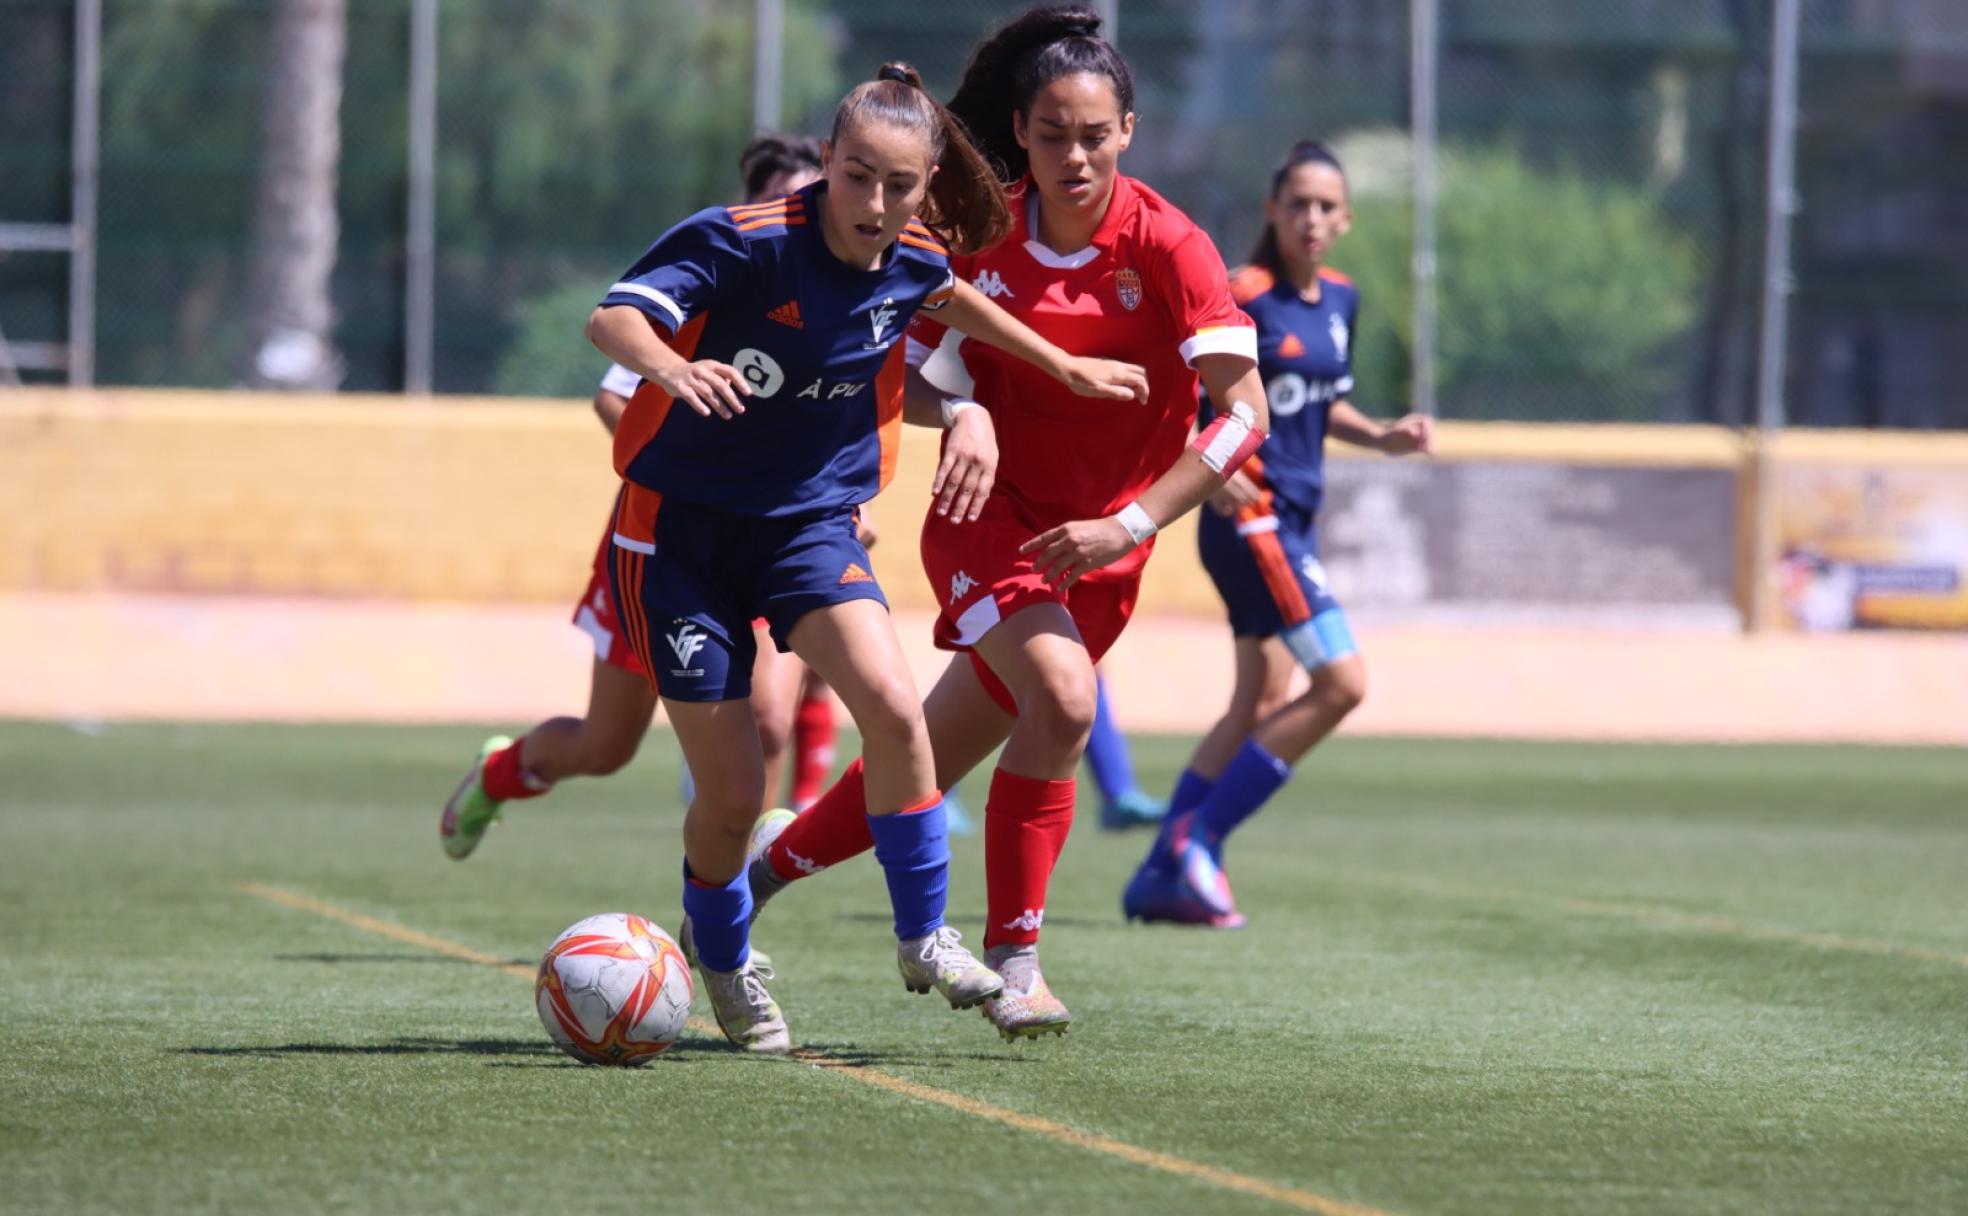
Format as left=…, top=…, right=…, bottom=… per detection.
left=1334, top=138, right=1701, bottom=422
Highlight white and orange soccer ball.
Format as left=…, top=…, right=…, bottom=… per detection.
left=534, top=913, right=693, bottom=1066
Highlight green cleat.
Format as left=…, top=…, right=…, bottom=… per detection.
left=438, top=735, right=511, bottom=860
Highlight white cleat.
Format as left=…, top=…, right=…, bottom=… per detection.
left=743, top=807, right=800, bottom=921
left=698, top=956, right=791, bottom=1055
left=980, top=944, right=1072, bottom=1042
left=897, top=926, right=1004, bottom=1010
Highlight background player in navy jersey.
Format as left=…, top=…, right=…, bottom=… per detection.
left=587, top=64, right=1149, bottom=1053
left=439, top=134, right=829, bottom=863
left=1124, top=140, right=1433, bottom=928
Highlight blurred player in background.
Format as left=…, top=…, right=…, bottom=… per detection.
left=587, top=63, right=1147, bottom=1052
left=438, top=133, right=826, bottom=868
left=743, top=6, right=1268, bottom=1041
left=1124, top=140, right=1433, bottom=928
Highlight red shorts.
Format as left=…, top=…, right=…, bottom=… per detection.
left=920, top=495, right=1141, bottom=714
left=572, top=527, right=647, bottom=677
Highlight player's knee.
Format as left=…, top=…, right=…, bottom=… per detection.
left=754, top=702, right=795, bottom=765
left=849, top=674, right=927, bottom=752
left=1017, top=663, right=1097, bottom=750
left=691, top=770, right=767, bottom=829
left=1316, top=659, right=1367, bottom=716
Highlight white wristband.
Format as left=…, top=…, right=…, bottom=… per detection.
left=1114, top=501, right=1158, bottom=546
left=940, top=397, right=982, bottom=428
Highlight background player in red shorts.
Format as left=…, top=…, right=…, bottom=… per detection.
left=437, top=135, right=828, bottom=863
left=742, top=6, right=1273, bottom=1041
left=1126, top=140, right=1433, bottom=928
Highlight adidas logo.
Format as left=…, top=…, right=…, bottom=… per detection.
left=1278, top=332, right=1306, bottom=358
left=1000, top=908, right=1045, bottom=933
left=767, top=300, right=803, bottom=328
left=839, top=563, right=874, bottom=585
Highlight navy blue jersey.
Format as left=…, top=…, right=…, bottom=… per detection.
left=1206, top=264, right=1358, bottom=516
left=601, top=181, right=956, bottom=516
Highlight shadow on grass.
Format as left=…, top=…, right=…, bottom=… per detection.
left=275, top=952, right=538, bottom=968
left=175, top=1036, right=734, bottom=1062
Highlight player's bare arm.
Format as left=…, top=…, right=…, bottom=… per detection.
left=1024, top=353, right=1271, bottom=587
left=902, top=364, right=997, bottom=523
left=585, top=305, right=752, bottom=420
left=1328, top=400, right=1434, bottom=456
left=937, top=278, right=1149, bottom=403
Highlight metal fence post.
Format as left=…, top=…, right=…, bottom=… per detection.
left=754, top=0, right=783, bottom=133
left=1409, top=0, right=1438, bottom=418
left=69, top=0, right=101, bottom=387
left=1747, top=0, right=1801, bottom=631
left=404, top=0, right=437, bottom=394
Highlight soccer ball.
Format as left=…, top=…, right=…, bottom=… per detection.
left=535, top=912, right=693, bottom=1066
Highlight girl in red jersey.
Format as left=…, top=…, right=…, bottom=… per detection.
left=585, top=64, right=1148, bottom=1054
left=743, top=6, right=1273, bottom=1041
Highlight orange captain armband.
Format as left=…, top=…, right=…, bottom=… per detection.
left=1190, top=401, right=1266, bottom=476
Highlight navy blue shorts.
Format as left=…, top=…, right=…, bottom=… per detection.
left=606, top=484, right=886, bottom=702
left=1197, top=501, right=1358, bottom=670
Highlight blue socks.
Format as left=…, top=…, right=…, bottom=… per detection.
left=867, top=799, right=950, bottom=940
left=1084, top=675, right=1141, bottom=806
left=1193, top=740, right=1292, bottom=862
left=681, top=862, right=753, bottom=972
left=1143, top=769, right=1214, bottom=876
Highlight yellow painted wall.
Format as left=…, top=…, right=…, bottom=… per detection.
left=8, top=389, right=1965, bottom=618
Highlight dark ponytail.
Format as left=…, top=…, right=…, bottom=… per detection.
left=829, top=62, right=1012, bottom=254
left=947, top=5, right=1136, bottom=185
left=1248, top=140, right=1347, bottom=274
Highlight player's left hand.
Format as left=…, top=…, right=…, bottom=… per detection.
left=1059, top=357, right=1150, bottom=403
left=1020, top=516, right=1136, bottom=589
left=1379, top=414, right=1435, bottom=456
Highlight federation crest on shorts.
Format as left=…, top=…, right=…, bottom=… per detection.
left=1114, top=268, right=1143, bottom=311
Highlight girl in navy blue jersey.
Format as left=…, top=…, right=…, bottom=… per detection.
left=586, top=64, right=1149, bottom=1052
left=1125, top=140, right=1434, bottom=928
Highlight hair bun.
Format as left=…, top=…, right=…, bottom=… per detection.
left=877, top=61, right=923, bottom=88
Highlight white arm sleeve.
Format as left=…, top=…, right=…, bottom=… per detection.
left=597, top=363, right=641, bottom=397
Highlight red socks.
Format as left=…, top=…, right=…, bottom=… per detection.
left=789, top=688, right=837, bottom=809
left=481, top=738, right=552, bottom=803
left=766, top=758, right=874, bottom=881
left=982, top=769, right=1077, bottom=951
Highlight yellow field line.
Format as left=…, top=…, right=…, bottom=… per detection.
left=238, top=881, right=1391, bottom=1216
left=1345, top=873, right=1968, bottom=970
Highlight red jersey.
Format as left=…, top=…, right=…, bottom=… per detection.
left=907, top=173, right=1255, bottom=576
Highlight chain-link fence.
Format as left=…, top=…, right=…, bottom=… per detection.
left=2, top=0, right=1965, bottom=425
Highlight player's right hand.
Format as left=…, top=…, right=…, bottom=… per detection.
left=1060, top=357, right=1150, bottom=403
left=652, top=359, right=751, bottom=419
left=1207, top=468, right=1262, bottom=516
left=932, top=404, right=997, bottom=523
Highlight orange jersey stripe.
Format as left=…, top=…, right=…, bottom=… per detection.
left=1246, top=527, right=1313, bottom=627
left=736, top=214, right=807, bottom=232
left=1229, top=264, right=1276, bottom=306
left=897, top=234, right=948, bottom=255
left=874, top=342, right=908, bottom=493
left=730, top=197, right=806, bottom=217
left=612, top=314, right=705, bottom=479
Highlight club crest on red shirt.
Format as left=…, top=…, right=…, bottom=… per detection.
left=1114, top=268, right=1142, bottom=311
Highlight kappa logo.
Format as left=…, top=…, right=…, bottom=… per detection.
left=1329, top=312, right=1350, bottom=360
left=784, top=846, right=825, bottom=875
left=839, top=562, right=874, bottom=585
left=1001, top=908, right=1045, bottom=933
left=972, top=269, right=1014, bottom=299
left=1114, top=267, right=1143, bottom=311
left=1278, top=332, right=1307, bottom=359
left=949, top=570, right=977, bottom=603
left=867, top=296, right=898, bottom=347
left=667, top=621, right=709, bottom=671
